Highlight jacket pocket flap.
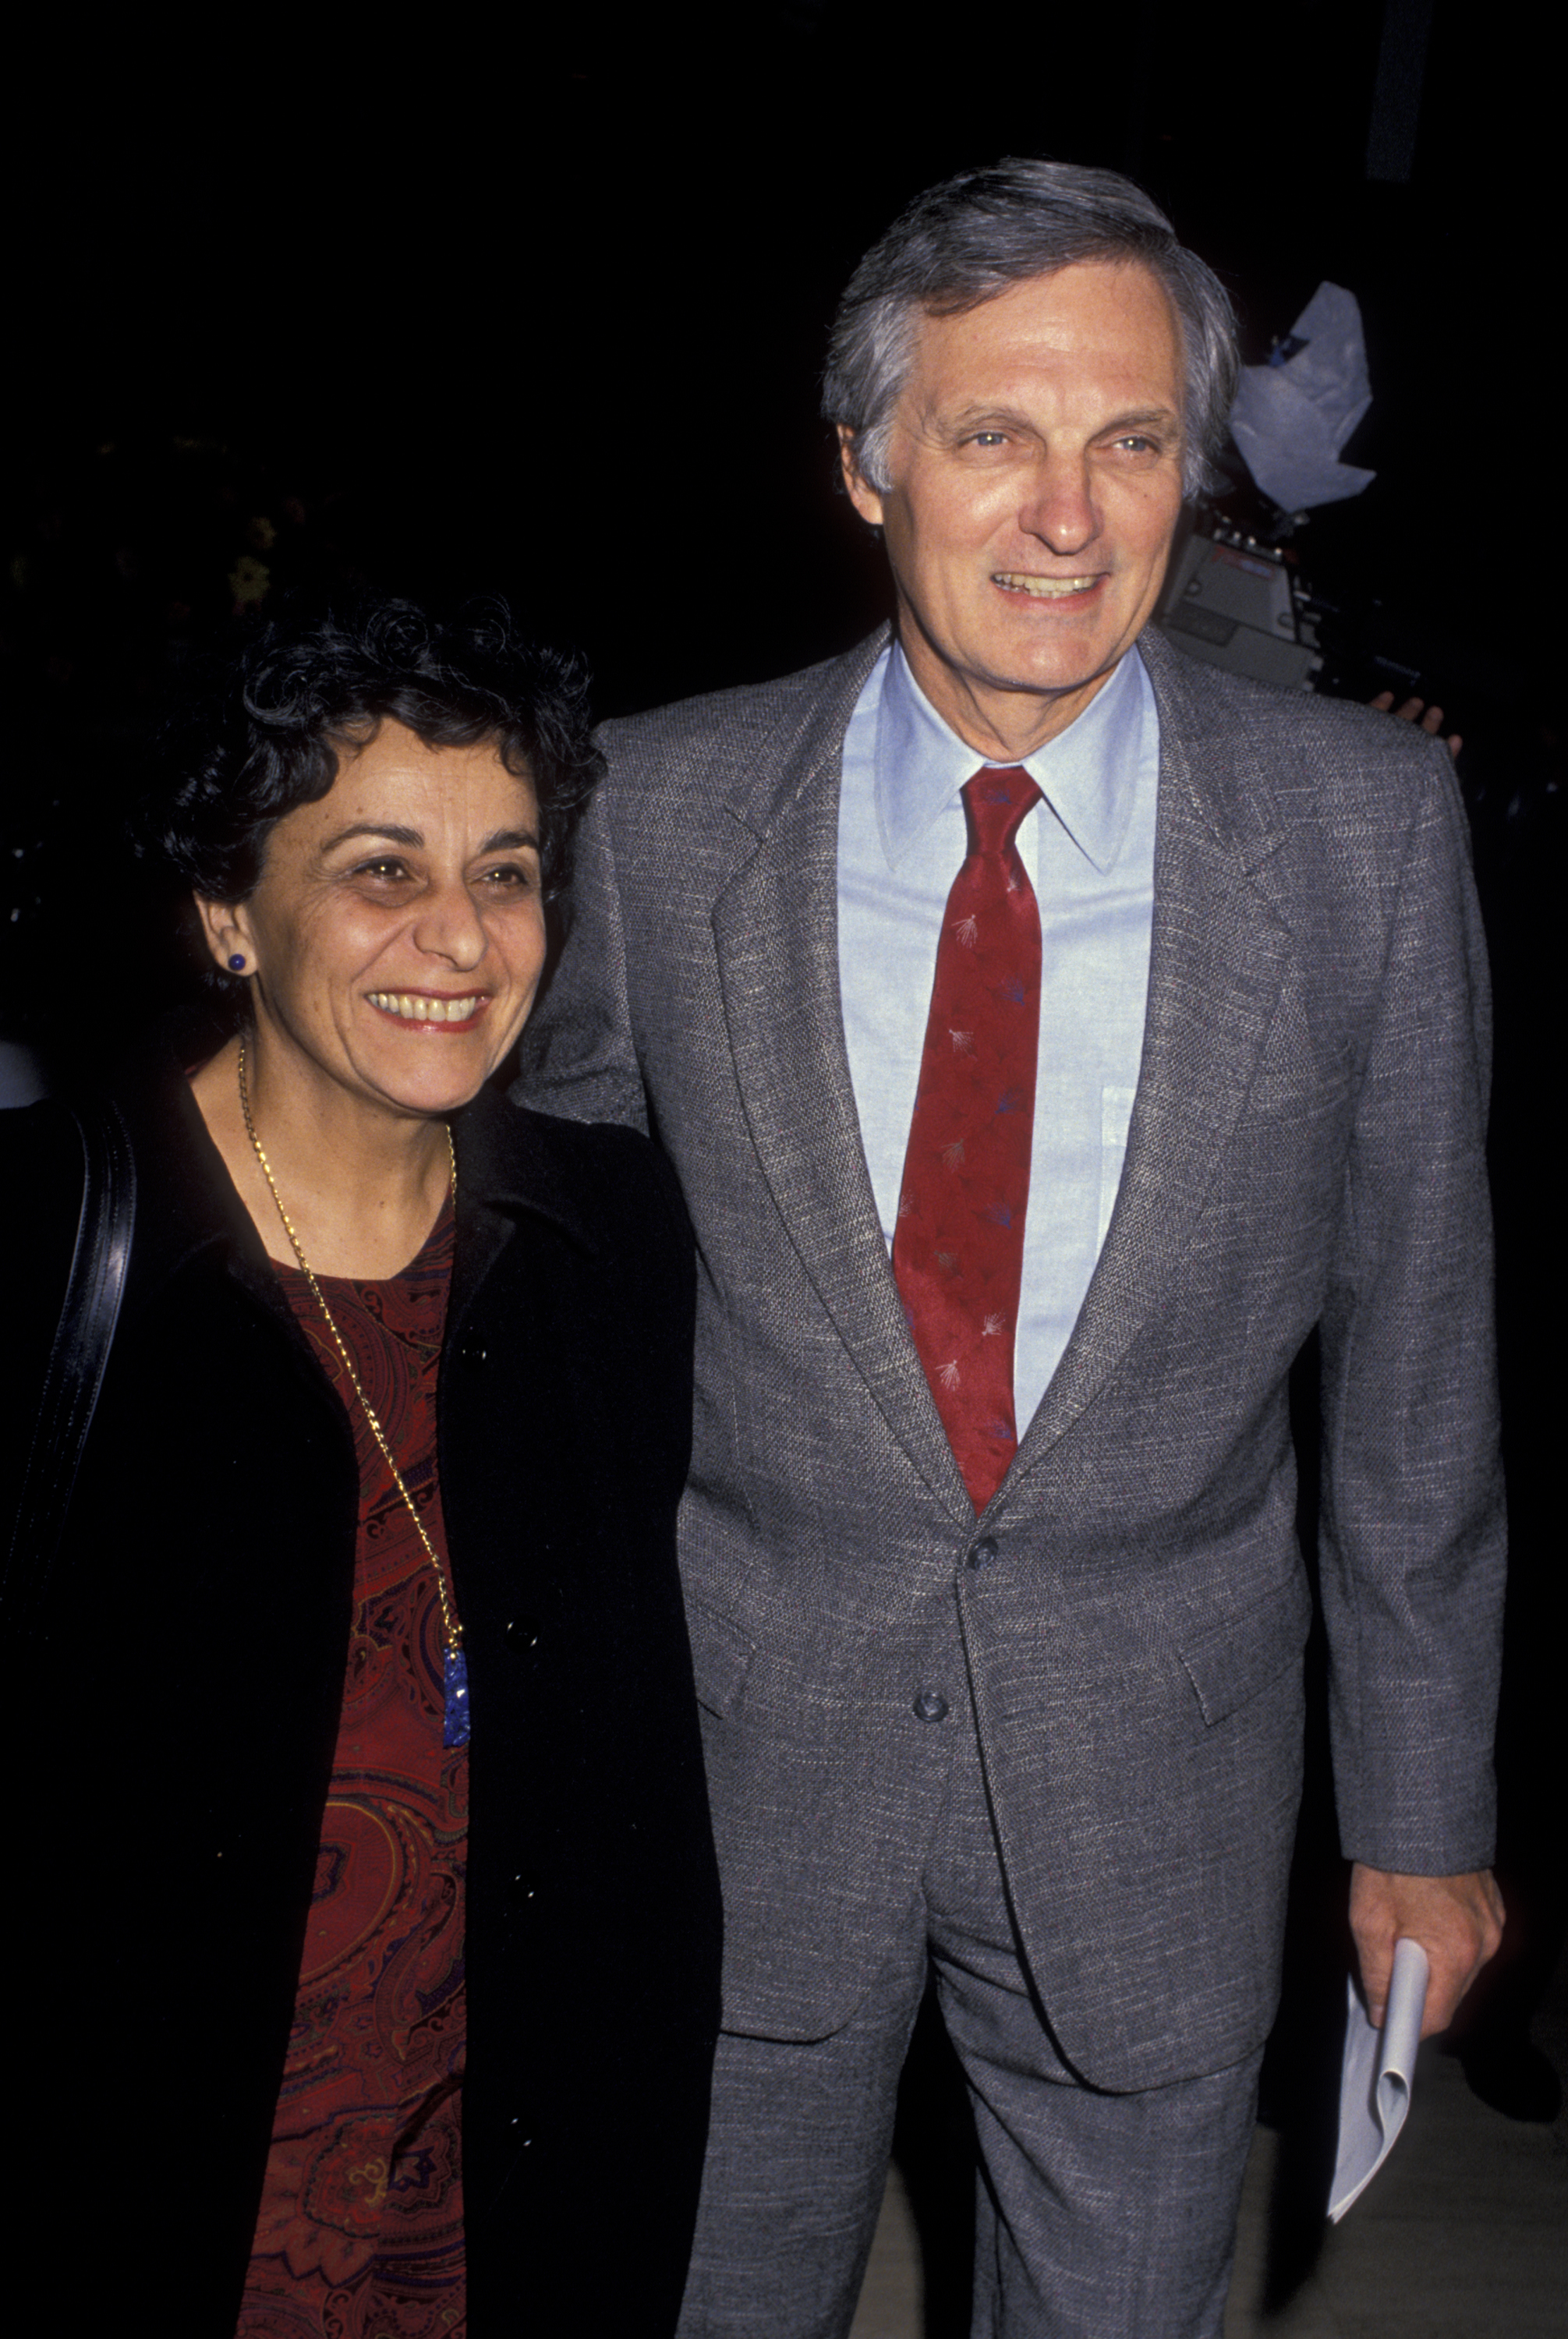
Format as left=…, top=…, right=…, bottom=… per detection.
left=685, top=1596, right=756, bottom=1719
left=1179, top=1574, right=1311, bottom=1726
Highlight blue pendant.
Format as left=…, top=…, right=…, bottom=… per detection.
left=443, top=1646, right=471, bottom=1748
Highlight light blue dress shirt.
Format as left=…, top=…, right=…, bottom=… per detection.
left=837, top=642, right=1159, bottom=1431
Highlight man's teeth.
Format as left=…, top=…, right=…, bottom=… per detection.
left=993, top=573, right=1099, bottom=597
left=367, top=993, right=481, bottom=1023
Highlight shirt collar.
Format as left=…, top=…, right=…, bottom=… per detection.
left=876, top=642, right=1145, bottom=875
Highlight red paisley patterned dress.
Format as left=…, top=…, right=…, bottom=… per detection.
left=236, top=1201, right=467, bottom=2339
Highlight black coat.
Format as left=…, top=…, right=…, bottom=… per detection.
left=0, top=1031, right=721, bottom=2334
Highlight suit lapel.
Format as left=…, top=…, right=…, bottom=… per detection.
left=1009, top=632, right=1295, bottom=1481
left=706, top=626, right=1297, bottom=1514
left=710, top=635, right=972, bottom=1520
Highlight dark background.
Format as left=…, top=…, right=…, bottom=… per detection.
left=3, top=0, right=1561, bottom=2285
left=5, top=2, right=1558, bottom=1058
left=2, top=1, right=1555, bottom=734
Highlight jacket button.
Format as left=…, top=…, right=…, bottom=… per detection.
left=510, top=1873, right=539, bottom=1904
left=912, top=1690, right=949, bottom=1722
left=505, top=1617, right=541, bottom=1651
left=966, top=1536, right=999, bottom=1570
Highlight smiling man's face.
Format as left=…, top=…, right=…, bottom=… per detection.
left=841, top=259, right=1188, bottom=759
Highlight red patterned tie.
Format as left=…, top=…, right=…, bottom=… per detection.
left=893, top=768, right=1042, bottom=1512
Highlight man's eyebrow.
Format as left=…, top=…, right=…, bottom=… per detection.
left=931, top=401, right=1031, bottom=433
left=1098, top=407, right=1182, bottom=436
left=929, top=402, right=1182, bottom=437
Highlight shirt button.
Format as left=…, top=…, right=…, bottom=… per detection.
left=966, top=1537, right=1000, bottom=1570
left=912, top=1690, right=950, bottom=1723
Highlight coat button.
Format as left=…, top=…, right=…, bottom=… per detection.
left=510, top=1873, right=539, bottom=1904
left=966, top=1536, right=999, bottom=1570
left=912, top=1690, right=949, bottom=1722
left=505, top=1616, right=541, bottom=1651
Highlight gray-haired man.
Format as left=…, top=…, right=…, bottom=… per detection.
left=521, top=159, right=1504, bottom=2337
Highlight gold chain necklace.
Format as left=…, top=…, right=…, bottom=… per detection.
left=237, top=1039, right=469, bottom=1746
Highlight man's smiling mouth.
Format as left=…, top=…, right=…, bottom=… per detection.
left=366, top=992, right=487, bottom=1024
left=992, top=572, right=1103, bottom=598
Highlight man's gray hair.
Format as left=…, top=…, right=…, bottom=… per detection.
left=823, top=157, right=1238, bottom=501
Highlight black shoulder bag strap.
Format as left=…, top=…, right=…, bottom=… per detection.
left=2, top=1100, right=136, bottom=1635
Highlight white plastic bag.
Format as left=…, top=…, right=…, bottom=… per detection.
left=1230, top=281, right=1377, bottom=511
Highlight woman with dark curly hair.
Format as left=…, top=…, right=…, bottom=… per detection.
left=0, top=594, right=720, bottom=2337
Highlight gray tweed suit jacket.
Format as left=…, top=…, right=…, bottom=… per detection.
left=518, top=623, right=1505, bottom=2092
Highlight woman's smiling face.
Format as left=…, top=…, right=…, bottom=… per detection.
left=199, top=719, right=547, bottom=1123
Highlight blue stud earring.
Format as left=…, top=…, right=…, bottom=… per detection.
left=228, top=954, right=246, bottom=971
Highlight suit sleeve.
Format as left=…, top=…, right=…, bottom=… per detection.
left=1318, top=742, right=1506, bottom=1876
left=515, top=759, right=650, bottom=1134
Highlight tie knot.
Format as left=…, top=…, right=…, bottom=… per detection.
left=961, top=767, right=1041, bottom=858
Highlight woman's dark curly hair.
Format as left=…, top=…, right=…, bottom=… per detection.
left=141, top=592, right=603, bottom=932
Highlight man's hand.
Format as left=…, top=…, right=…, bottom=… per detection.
left=1350, top=1863, right=1504, bottom=2037
left=1369, top=689, right=1463, bottom=760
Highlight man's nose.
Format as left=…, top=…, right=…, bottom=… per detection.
left=1018, top=454, right=1099, bottom=555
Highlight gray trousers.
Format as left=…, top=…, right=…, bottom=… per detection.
left=676, top=1709, right=1262, bottom=2339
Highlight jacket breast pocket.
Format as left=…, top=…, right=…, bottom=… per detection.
left=1178, top=1573, right=1312, bottom=1727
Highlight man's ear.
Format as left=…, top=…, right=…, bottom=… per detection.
left=837, top=425, right=887, bottom=529
left=194, top=893, right=255, bottom=976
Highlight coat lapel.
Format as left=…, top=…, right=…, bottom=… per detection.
left=709, top=634, right=972, bottom=1520
left=112, top=1024, right=347, bottom=1433
left=448, top=1082, right=609, bottom=1343
left=1008, top=631, right=1296, bottom=1481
